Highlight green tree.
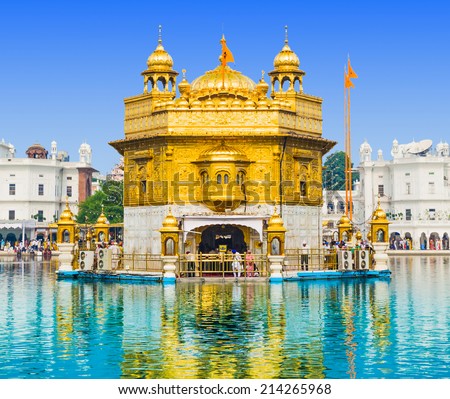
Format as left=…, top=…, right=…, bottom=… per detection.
left=77, top=180, right=123, bottom=224
left=322, top=151, right=359, bottom=190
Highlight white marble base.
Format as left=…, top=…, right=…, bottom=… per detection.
left=372, top=242, right=390, bottom=271
left=124, top=203, right=322, bottom=255
left=162, top=255, right=178, bottom=281
left=57, top=243, right=75, bottom=271
left=268, top=255, right=285, bottom=281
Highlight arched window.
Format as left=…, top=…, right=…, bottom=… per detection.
left=376, top=229, right=385, bottom=242
left=327, top=202, right=334, bottom=214
left=224, top=174, right=229, bottom=184
left=281, top=78, right=291, bottom=91
left=140, top=180, right=147, bottom=194
left=273, top=79, right=281, bottom=92
left=237, top=171, right=245, bottom=185
left=201, top=172, right=209, bottom=184
left=217, top=174, right=222, bottom=184
left=271, top=237, right=280, bottom=255
left=165, top=238, right=175, bottom=256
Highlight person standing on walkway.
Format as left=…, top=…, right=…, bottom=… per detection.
left=110, top=241, right=121, bottom=270
left=245, top=250, right=255, bottom=277
left=232, top=249, right=242, bottom=278
left=301, top=241, right=309, bottom=271
left=186, top=251, right=196, bottom=277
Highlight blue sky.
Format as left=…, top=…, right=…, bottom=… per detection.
left=1, top=0, right=449, bottom=174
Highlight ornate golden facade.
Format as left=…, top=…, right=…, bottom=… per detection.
left=110, top=28, right=335, bottom=254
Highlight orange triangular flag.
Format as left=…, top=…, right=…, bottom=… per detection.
left=345, top=71, right=354, bottom=88
left=220, top=35, right=234, bottom=66
left=348, top=58, right=358, bottom=79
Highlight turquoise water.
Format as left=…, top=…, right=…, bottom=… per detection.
left=0, top=256, right=449, bottom=379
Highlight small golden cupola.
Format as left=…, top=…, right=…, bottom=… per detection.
left=256, top=70, right=269, bottom=101
left=193, top=141, right=251, bottom=212
left=161, top=208, right=179, bottom=229
left=337, top=214, right=353, bottom=242
left=178, top=69, right=191, bottom=98
left=268, top=26, right=305, bottom=95
left=141, top=25, right=178, bottom=96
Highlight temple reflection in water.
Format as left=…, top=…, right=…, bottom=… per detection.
left=54, top=279, right=392, bottom=378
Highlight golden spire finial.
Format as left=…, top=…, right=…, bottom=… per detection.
left=261, top=70, right=265, bottom=79
left=158, top=25, right=162, bottom=44
left=284, top=25, right=289, bottom=44
left=182, top=69, right=186, bottom=79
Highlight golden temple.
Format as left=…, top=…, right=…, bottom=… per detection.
left=110, top=26, right=336, bottom=255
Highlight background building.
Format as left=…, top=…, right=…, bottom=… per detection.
left=0, top=140, right=97, bottom=244
left=355, top=139, right=450, bottom=249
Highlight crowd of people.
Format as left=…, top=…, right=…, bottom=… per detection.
left=322, top=239, right=373, bottom=251
left=0, top=238, right=55, bottom=257
left=389, top=239, right=413, bottom=250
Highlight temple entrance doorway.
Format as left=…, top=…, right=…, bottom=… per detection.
left=198, top=225, right=247, bottom=254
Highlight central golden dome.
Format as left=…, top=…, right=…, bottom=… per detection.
left=190, top=65, right=257, bottom=97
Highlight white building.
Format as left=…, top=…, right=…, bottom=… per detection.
left=354, top=139, right=450, bottom=250
left=0, top=141, right=97, bottom=244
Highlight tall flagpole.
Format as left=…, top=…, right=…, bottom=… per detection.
left=347, top=83, right=353, bottom=220
left=344, top=68, right=349, bottom=216
left=344, top=57, right=358, bottom=222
